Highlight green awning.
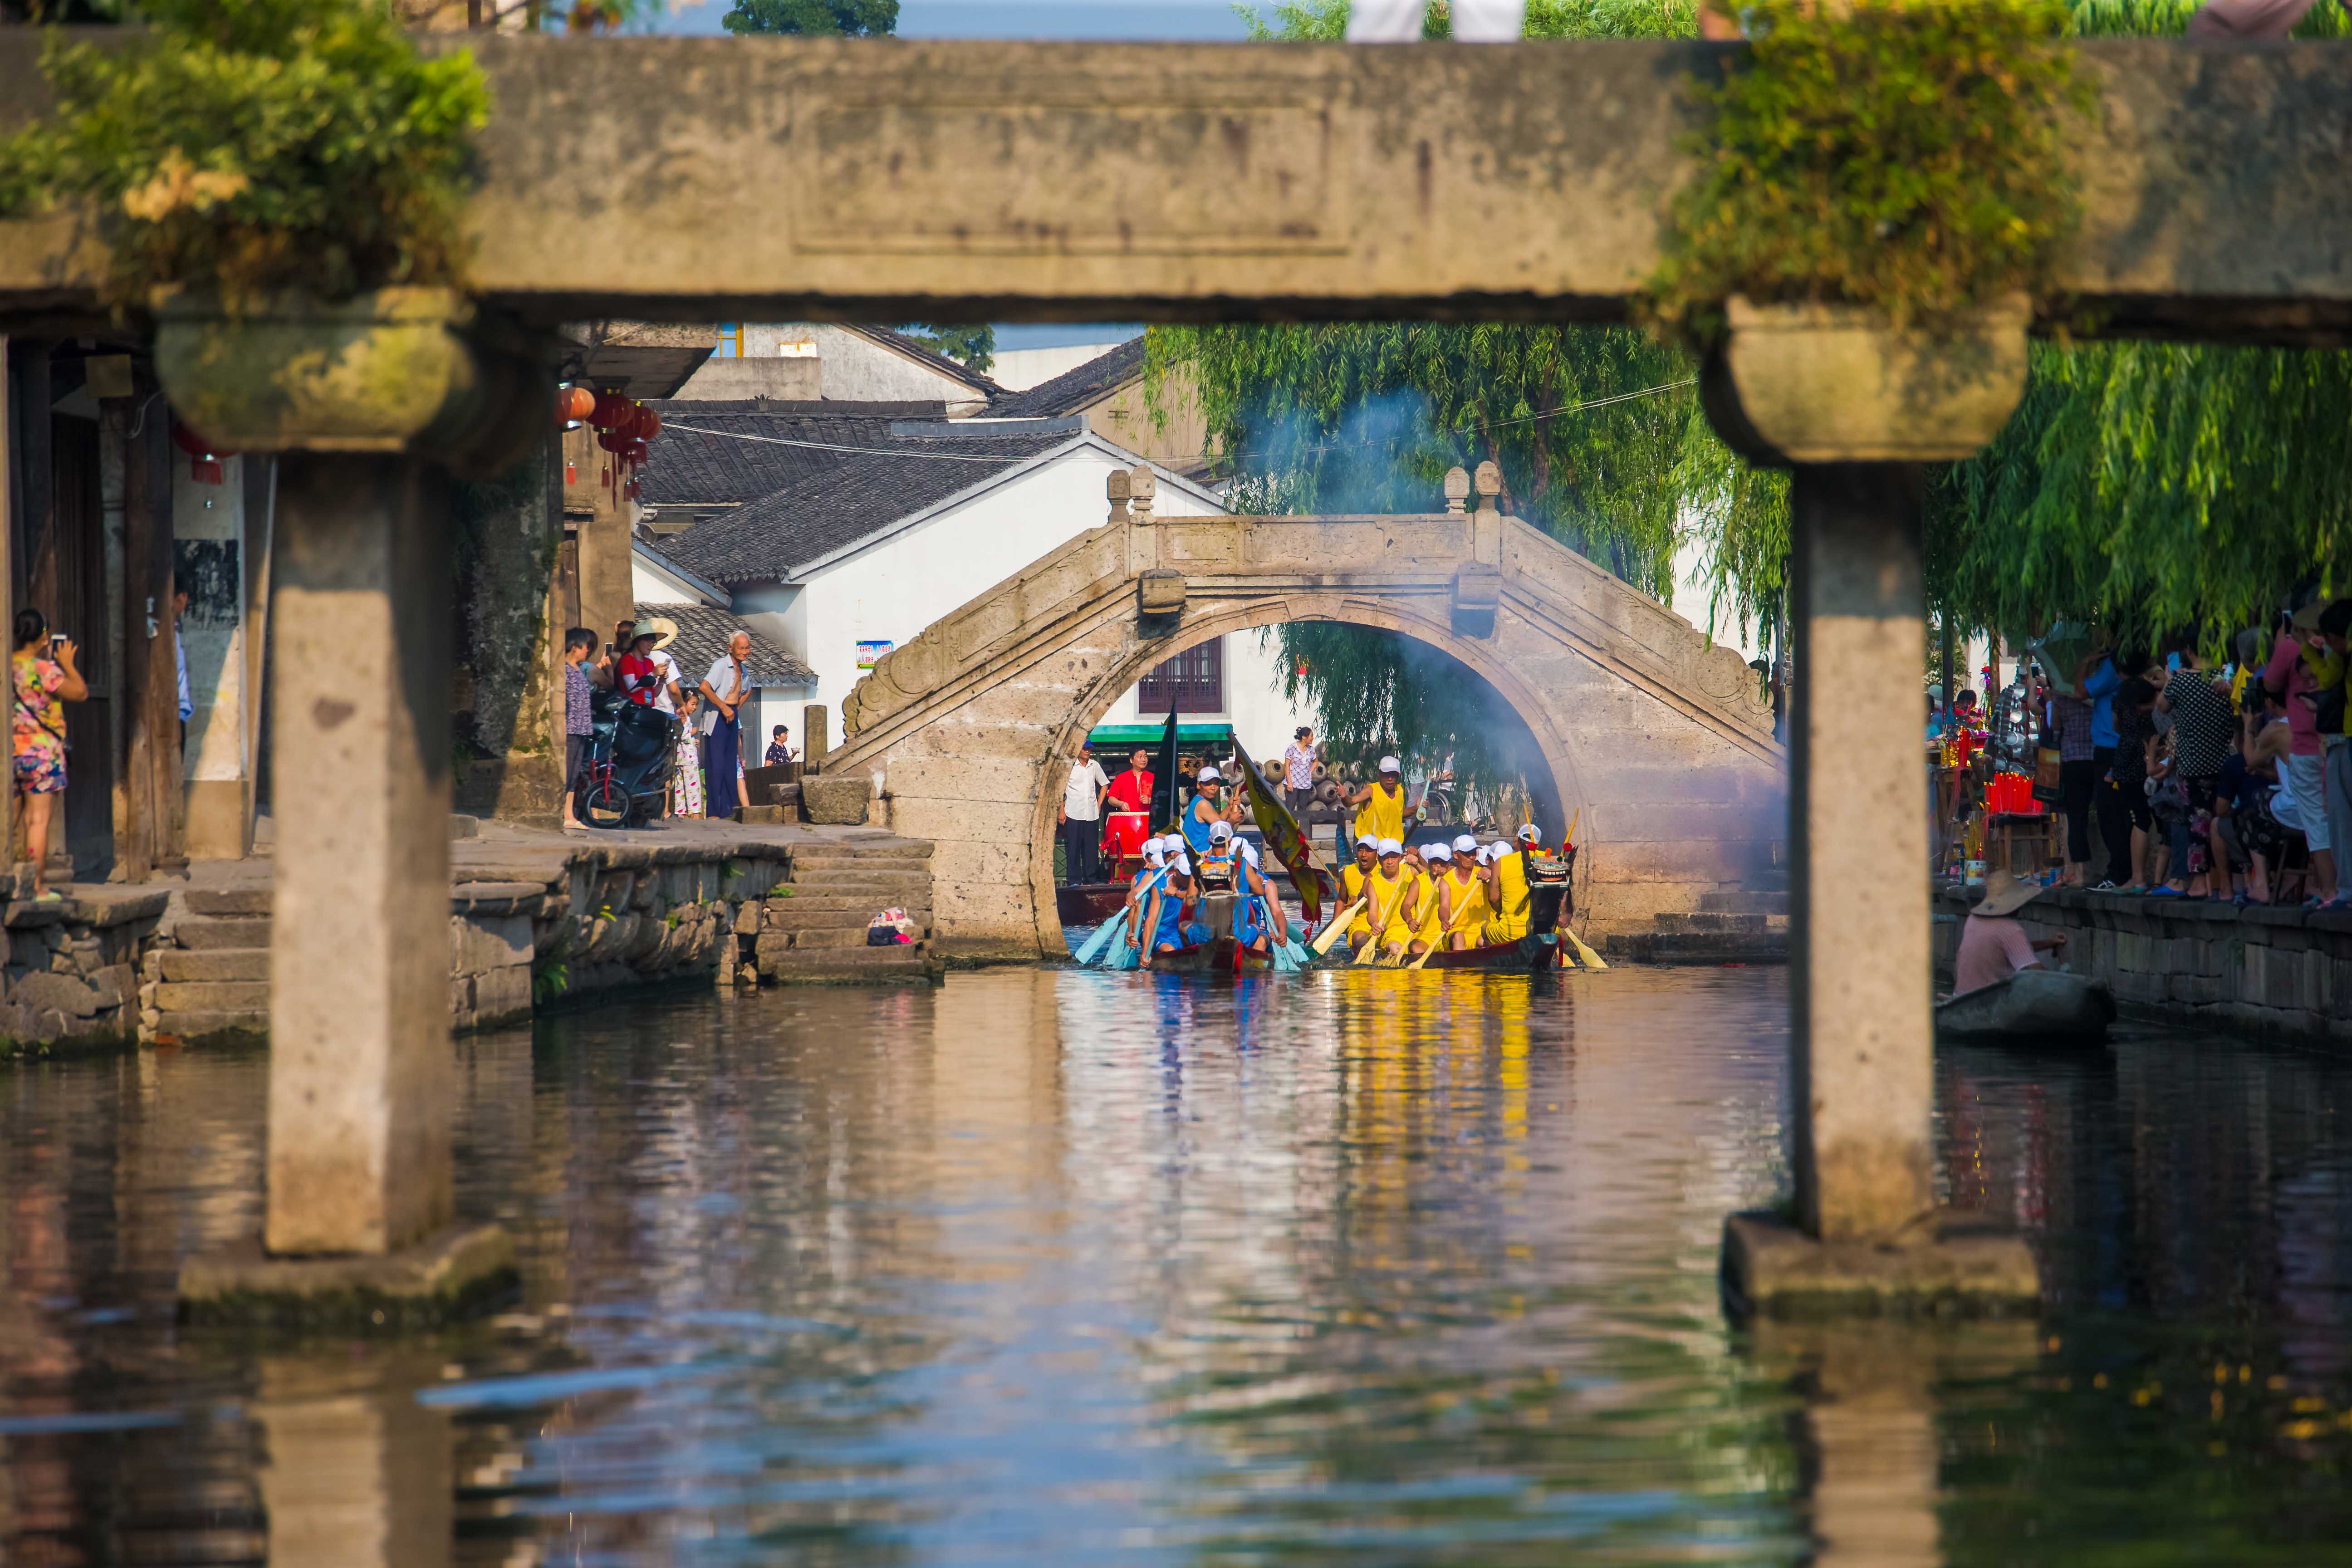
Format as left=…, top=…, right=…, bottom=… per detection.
left=1087, top=721, right=1234, bottom=750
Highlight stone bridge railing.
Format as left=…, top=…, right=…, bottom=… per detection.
left=834, top=466, right=1785, bottom=960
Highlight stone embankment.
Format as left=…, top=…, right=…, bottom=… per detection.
left=0, top=821, right=936, bottom=1057
left=1603, top=864, right=1790, bottom=965
left=1932, top=882, right=2352, bottom=1049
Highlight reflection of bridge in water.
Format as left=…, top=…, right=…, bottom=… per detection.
left=835, top=462, right=1787, bottom=959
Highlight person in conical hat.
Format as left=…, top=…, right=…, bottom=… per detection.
left=1952, top=869, right=2067, bottom=996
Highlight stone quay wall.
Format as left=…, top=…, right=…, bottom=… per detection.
left=0, top=888, right=172, bottom=1054
left=1931, top=883, right=2352, bottom=1050
left=0, top=825, right=937, bottom=1057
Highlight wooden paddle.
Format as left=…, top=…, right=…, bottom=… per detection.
left=1407, top=873, right=1480, bottom=969
left=1353, top=879, right=1404, bottom=966
left=1310, top=897, right=1367, bottom=956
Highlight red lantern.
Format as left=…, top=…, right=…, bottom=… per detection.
left=589, top=391, right=631, bottom=431
left=623, top=479, right=641, bottom=501
left=597, top=428, right=627, bottom=454
left=633, top=405, right=662, bottom=441
left=556, top=385, right=596, bottom=424
left=623, top=439, right=649, bottom=465
left=172, top=420, right=226, bottom=485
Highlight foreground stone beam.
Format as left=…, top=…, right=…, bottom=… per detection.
left=181, top=454, right=510, bottom=1327
left=1724, top=464, right=2035, bottom=1317
left=1, top=39, right=2349, bottom=342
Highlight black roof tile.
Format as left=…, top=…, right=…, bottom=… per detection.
left=662, top=426, right=1080, bottom=584
left=988, top=338, right=1144, bottom=419
left=638, top=401, right=948, bottom=509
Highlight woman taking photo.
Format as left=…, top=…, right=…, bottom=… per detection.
left=13, top=608, right=86, bottom=900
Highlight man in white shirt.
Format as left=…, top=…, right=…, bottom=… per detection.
left=1058, top=739, right=1112, bottom=885
left=698, top=630, right=753, bottom=821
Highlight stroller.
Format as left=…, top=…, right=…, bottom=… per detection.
left=577, top=686, right=679, bottom=830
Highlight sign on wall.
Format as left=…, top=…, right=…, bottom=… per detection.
left=855, top=640, right=893, bottom=670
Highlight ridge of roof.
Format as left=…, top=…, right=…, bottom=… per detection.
left=842, top=324, right=1007, bottom=396
left=987, top=337, right=1145, bottom=419
left=647, top=398, right=948, bottom=417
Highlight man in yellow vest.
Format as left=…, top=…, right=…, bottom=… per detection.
left=1433, top=833, right=1493, bottom=952
left=1333, top=833, right=1381, bottom=952
left=1483, top=823, right=1542, bottom=943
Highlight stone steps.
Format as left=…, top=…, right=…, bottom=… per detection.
left=152, top=1008, right=268, bottom=1042
left=756, top=945, right=932, bottom=982
left=175, top=916, right=271, bottom=950
left=160, top=949, right=268, bottom=982
left=1650, top=911, right=1788, bottom=934
left=1699, top=889, right=1790, bottom=915
left=766, top=894, right=934, bottom=915
left=1602, top=930, right=1786, bottom=964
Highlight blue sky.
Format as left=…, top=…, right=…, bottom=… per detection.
left=652, top=0, right=1259, bottom=39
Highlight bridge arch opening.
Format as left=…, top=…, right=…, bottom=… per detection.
left=1029, top=596, right=1594, bottom=957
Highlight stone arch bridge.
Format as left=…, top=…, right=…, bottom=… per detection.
left=835, top=464, right=1786, bottom=960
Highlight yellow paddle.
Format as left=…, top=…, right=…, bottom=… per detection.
left=1407, top=873, right=1475, bottom=969
left=1353, top=881, right=1402, bottom=966
left=1310, top=897, right=1367, bottom=956
left=1562, top=925, right=1608, bottom=970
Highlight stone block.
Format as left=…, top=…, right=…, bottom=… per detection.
left=471, top=965, right=532, bottom=1026
left=802, top=776, right=874, bottom=826
left=88, top=963, right=133, bottom=1009
left=450, top=913, right=534, bottom=977
left=733, top=901, right=760, bottom=935
left=175, top=916, right=270, bottom=951
left=160, top=949, right=268, bottom=983
left=186, top=886, right=273, bottom=916
left=178, top=1222, right=516, bottom=1332
left=15, top=969, right=102, bottom=1018
left=156, top=980, right=270, bottom=1012
left=1721, top=1211, right=2039, bottom=1318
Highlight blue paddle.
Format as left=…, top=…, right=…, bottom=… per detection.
left=1073, top=908, right=1127, bottom=965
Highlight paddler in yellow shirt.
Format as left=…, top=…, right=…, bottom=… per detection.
left=1365, top=837, right=1426, bottom=962
left=1333, top=833, right=1381, bottom=953
left=1483, top=823, right=1543, bottom=943
left=1434, top=833, right=1492, bottom=951
left=1411, top=841, right=1454, bottom=950
left=1343, top=755, right=1420, bottom=854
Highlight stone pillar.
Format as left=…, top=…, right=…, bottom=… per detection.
left=1788, top=464, right=1932, bottom=1242
left=804, top=704, right=829, bottom=772
left=573, top=405, right=635, bottom=655
left=265, top=454, right=453, bottom=1255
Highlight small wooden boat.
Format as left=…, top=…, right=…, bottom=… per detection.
left=1057, top=880, right=1133, bottom=928
left=1935, top=968, right=2115, bottom=1042
left=1135, top=890, right=1275, bottom=973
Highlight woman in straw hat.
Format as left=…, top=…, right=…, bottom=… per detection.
left=1953, top=870, right=2069, bottom=997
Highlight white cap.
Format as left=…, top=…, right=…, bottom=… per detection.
left=1239, top=838, right=1260, bottom=865
left=1197, top=765, right=1222, bottom=784
left=1142, top=841, right=1165, bottom=864
left=1425, top=843, right=1451, bottom=861
left=1516, top=823, right=1540, bottom=842
left=1172, top=853, right=1192, bottom=876
left=1160, top=833, right=1186, bottom=853
left=1209, top=820, right=1234, bottom=841
left=1480, top=843, right=1503, bottom=864
left=1377, top=837, right=1402, bottom=856
left=1378, top=755, right=1401, bottom=774
left=1356, top=833, right=1380, bottom=849
left=1453, top=834, right=1477, bottom=854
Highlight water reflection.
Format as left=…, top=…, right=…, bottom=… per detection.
left=2, top=970, right=2351, bottom=1563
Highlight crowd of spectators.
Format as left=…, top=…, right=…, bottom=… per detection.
left=1946, top=600, right=2352, bottom=909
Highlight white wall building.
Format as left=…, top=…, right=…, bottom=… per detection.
left=676, top=323, right=1000, bottom=414
left=661, top=420, right=1316, bottom=759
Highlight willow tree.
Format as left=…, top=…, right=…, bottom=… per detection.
left=1926, top=0, right=2352, bottom=652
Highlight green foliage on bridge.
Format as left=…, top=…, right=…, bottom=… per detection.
left=0, top=0, right=488, bottom=307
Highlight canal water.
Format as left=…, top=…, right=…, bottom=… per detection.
left=5, top=966, right=2352, bottom=1564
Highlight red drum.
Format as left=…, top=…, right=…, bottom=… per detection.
left=1102, top=812, right=1151, bottom=871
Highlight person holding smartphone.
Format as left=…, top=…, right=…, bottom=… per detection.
left=12, top=608, right=87, bottom=900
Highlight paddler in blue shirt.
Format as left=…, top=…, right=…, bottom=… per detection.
left=1121, top=836, right=1171, bottom=956
left=1139, top=849, right=1210, bottom=966
left=1182, top=763, right=1245, bottom=858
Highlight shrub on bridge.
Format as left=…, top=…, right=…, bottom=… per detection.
left=0, top=0, right=488, bottom=309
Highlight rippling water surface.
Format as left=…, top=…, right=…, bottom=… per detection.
left=5, top=966, right=2352, bottom=1565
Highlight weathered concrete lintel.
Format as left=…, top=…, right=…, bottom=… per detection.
left=1, top=39, right=2348, bottom=342
left=1720, top=1211, right=2041, bottom=1322
left=177, top=1222, right=517, bottom=1333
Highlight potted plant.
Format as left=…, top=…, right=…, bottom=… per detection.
left=0, top=0, right=536, bottom=469
left=1647, top=0, right=2093, bottom=466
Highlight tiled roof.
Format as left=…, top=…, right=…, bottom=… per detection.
left=847, top=325, right=1006, bottom=396
left=988, top=338, right=1144, bottom=419
left=639, top=401, right=948, bottom=509
left=663, top=426, right=1081, bottom=584
left=635, top=601, right=816, bottom=688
